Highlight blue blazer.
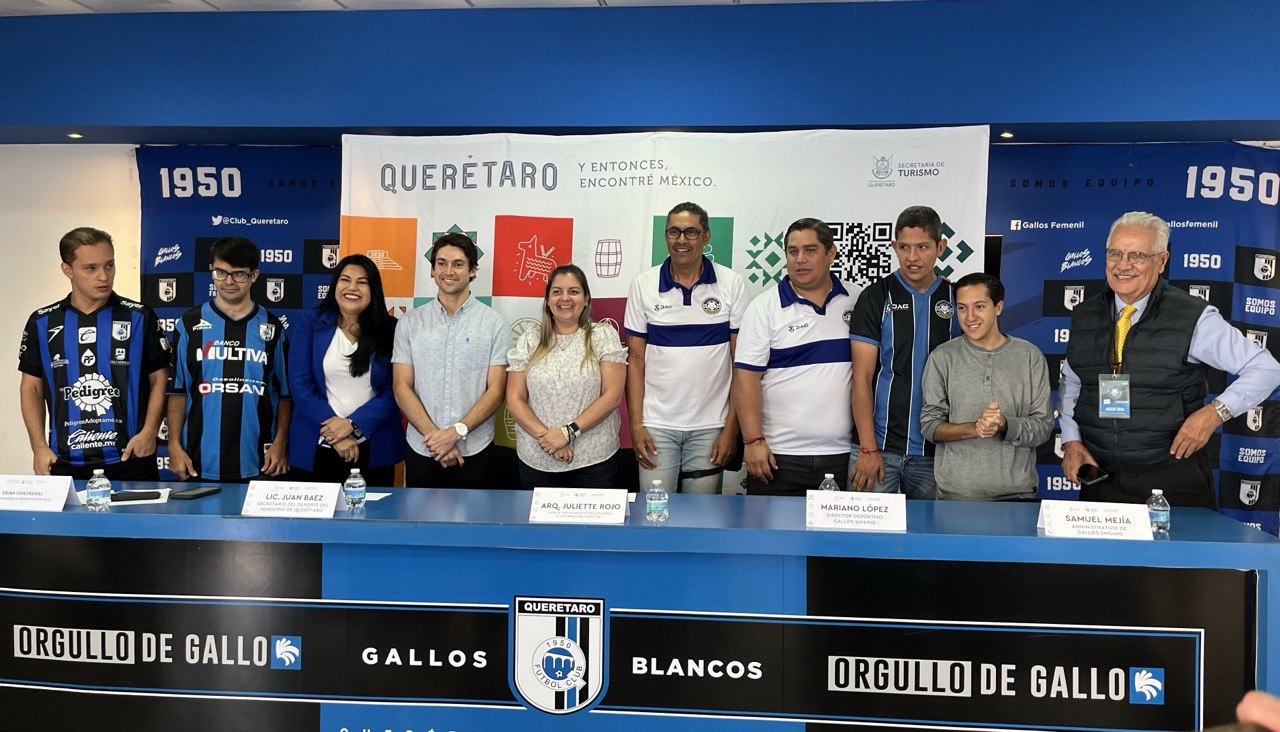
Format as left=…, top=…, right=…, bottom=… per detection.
left=287, top=310, right=405, bottom=471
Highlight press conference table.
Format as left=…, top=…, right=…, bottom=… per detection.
left=1, top=482, right=1277, bottom=732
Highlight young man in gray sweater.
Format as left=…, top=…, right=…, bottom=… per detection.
left=920, top=273, right=1053, bottom=500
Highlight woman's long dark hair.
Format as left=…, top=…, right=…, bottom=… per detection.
left=317, top=254, right=395, bottom=377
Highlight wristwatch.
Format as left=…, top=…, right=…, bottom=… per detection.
left=566, top=422, right=581, bottom=440
left=1210, top=398, right=1232, bottom=422
left=453, top=422, right=469, bottom=439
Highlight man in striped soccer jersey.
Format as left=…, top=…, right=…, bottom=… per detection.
left=849, top=205, right=960, bottom=498
left=19, top=227, right=169, bottom=479
left=167, top=236, right=291, bottom=481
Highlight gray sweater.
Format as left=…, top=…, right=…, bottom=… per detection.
left=920, top=335, right=1053, bottom=500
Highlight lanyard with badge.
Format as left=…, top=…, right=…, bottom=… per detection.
left=1099, top=304, right=1134, bottom=419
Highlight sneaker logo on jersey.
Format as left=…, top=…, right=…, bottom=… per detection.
left=47, top=325, right=63, bottom=343
left=61, top=373, right=120, bottom=416
left=260, top=323, right=277, bottom=341
left=81, top=348, right=96, bottom=367
left=78, top=327, right=96, bottom=344
left=112, top=321, right=131, bottom=341
left=701, top=297, right=722, bottom=316
left=192, top=319, right=213, bottom=331
left=934, top=301, right=954, bottom=319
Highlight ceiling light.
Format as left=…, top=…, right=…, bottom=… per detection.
left=67, top=132, right=83, bottom=139
left=999, top=130, right=1014, bottom=139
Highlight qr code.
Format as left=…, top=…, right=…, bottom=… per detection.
left=830, top=221, right=893, bottom=288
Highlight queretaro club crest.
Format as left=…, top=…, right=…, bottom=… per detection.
left=1256, top=253, right=1276, bottom=281
left=267, top=278, right=286, bottom=303
left=1064, top=285, right=1085, bottom=310
left=322, top=243, right=341, bottom=269
left=1240, top=479, right=1262, bottom=507
left=159, top=278, right=177, bottom=303
left=512, top=596, right=606, bottom=714
left=1247, top=405, right=1263, bottom=432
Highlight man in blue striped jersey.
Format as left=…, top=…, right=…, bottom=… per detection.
left=166, top=236, right=291, bottom=481
left=19, top=227, right=169, bottom=479
left=849, top=205, right=960, bottom=499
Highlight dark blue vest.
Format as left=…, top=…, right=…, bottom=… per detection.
left=1065, top=279, right=1209, bottom=471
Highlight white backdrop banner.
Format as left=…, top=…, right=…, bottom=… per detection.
left=341, top=127, right=989, bottom=448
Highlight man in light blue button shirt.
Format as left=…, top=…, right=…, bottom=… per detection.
left=393, top=233, right=511, bottom=488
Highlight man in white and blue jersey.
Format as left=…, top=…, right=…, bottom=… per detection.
left=167, top=236, right=291, bottom=481
left=625, top=202, right=747, bottom=494
left=19, top=227, right=169, bottom=480
left=849, top=205, right=960, bottom=498
left=733, top=218, right=863, bottom=496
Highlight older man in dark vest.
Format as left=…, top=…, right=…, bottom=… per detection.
left=1059, top=211, right=1280, bottom=507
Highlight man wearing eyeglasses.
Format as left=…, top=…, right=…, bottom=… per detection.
left=1060, top=211, right=1280, bottom=507
left=849, top=205, right=960, bottom=498
left=625, top=202, right=747, bottom=494
left=167, top=236, right=292, bottom=481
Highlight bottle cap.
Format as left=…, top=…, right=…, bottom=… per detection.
left=350, top=468, right=359, bottom=474
left=651, top=479, right=661, bottom=486
left=1152, top=489, right=1163, bottom=495
left=824, top=474, right=834, bottom=479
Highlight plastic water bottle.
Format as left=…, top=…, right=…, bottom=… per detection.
left=85, top=469, right=112, bottom=510
left=343, top=468, right=367, bottom=510
left=645, top=479, right=668, bottom=523
left=818, top=473, right=840, bottom=491
left=1146, top=488, right=1170, bottom=534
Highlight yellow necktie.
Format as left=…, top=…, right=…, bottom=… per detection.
left=1113, top=304, right=1136, bottom=368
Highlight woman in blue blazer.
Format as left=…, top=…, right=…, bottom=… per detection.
left=288, top=254, right=404, bottom=485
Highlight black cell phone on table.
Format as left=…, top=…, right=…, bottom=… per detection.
left=110, top=490, right=163, bottom=502
left=171, top=485, right=222, bottom=500
left=1076, top=464, right=1110, bottom=486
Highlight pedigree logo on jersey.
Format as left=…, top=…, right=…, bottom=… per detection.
left=339, top=215, right=417, bottom=298
left=60, top=373, right=120, bottom=416
left=493, top=216, right=573, bottom=298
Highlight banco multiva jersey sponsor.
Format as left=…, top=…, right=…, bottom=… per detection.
left=19, top=294, right=168, bottom=467
left=169, top=302, right=289, bottom=480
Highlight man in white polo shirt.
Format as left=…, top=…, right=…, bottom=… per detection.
left=625, top=201, right=747, bottom=494
left=733, top=218, right=863, bottom=495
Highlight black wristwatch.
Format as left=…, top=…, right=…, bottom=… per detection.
left=567, top=421, right=581, bottom=439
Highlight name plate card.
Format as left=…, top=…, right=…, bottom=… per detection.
left=0, top=475, right=76, bottom=512
left=1039, top=500, right=1151, bottom=540
left=528, top=487, right=628, bottom=525
left=243, top=481, right=341, bottom=518
left=806, top=491, right=906, bottom=532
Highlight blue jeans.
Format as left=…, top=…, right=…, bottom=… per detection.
left=849, top=445, right=937, bottom=499
left=637, top=427, right=722, bottom=494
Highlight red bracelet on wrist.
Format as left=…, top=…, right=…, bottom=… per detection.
left=744, top=436, right=765, bottom=445
left=859, top=446, right=879, bottom=454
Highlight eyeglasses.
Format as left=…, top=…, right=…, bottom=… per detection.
left=211, top=268, right=255, bottom=283
left=1105, top=249, right=1163, bottom=265
left=665, top=227, right=705, bottom=241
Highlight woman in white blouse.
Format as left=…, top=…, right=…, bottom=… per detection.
left=506, top=264, right=626, bottom=490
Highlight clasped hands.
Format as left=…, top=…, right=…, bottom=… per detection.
left=536, top=425, right=573, bottom=463
left=974, top=402, right=1006, bottom=439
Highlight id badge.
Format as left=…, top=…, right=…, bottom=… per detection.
left=1098, top=374, right=1131, bottom=419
